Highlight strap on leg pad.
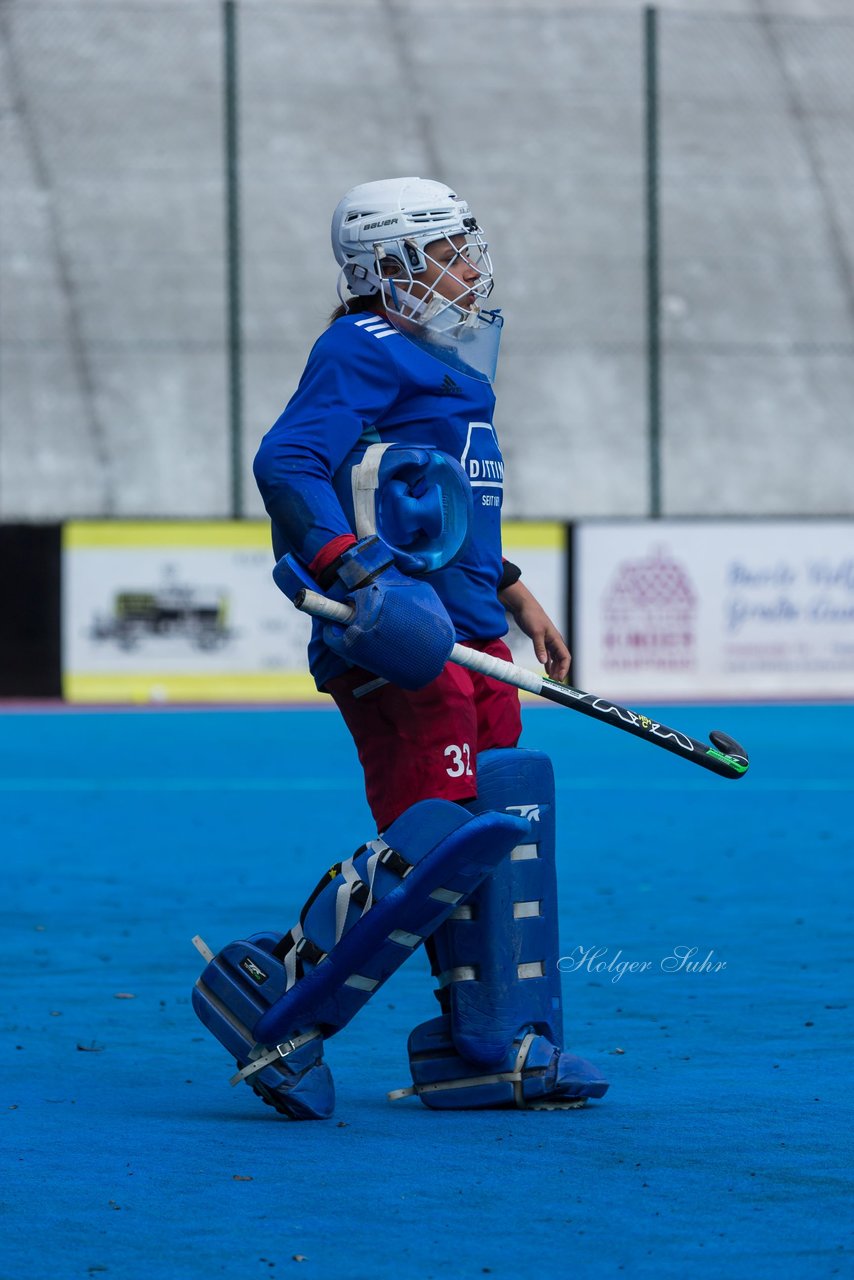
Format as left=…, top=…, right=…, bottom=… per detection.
left=427, top=748, right=564, bottom=1067
left=191, top=799, right=530, bottom=1095
left=390, top=1015, right=609, bottom=1110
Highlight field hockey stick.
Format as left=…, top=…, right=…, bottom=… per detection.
left=293, top=588, right=749, bottom=781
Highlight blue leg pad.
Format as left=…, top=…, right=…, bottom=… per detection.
left=253, top=800, right=529, bottom=1044
left=430, top=749, right=564, bottom=1066
left=393, top=1015, right=609, bottom=1110
left=408, top=749, right=611, bottom=1107
left=192, top=799, right=530, bottom=1118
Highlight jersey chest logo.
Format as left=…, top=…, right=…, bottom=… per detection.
left=460, top=422, right=504, bottom=510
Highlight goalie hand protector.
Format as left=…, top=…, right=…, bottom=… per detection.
left=274, top=535, right=455, bottom=690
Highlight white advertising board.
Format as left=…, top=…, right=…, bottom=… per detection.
left=574, top=520, right=854, bottom=701
left=62, top=521, right=565, bottom=703
left=62, top=522, right=315, bottom=702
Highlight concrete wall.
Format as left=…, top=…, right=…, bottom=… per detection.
left=1, top=0, right=852, bottom=520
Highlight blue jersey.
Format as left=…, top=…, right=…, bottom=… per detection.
left=254, top=312, right=509, bottom=688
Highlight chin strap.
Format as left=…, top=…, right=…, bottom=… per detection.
left=337, top=263, right=379, bottom=303
left=340, top=259, right=428, bottom=318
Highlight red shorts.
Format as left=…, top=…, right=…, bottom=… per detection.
left=325, top=638, right=522, bottom=832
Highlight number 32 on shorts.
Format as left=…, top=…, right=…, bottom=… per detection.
left=444, top=743, right=474, bottom=777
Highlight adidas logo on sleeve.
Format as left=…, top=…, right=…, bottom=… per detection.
left=353, top=316, right=397, bottom=340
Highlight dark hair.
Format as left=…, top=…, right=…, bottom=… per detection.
left=328, top=294, right=383, bottom=325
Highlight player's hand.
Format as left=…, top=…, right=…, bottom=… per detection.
left=498, top=580, right=571, bottom=682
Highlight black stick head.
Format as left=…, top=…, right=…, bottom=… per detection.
left=709, top=730, right=750, bottom=772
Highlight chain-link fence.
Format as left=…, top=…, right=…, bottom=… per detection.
left=1, top=1, right=852, bottom=520
left=657, top=10, right=854, bottom=516
left=0, top=1, right=227, bottom=518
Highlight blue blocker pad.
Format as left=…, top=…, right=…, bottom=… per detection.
left=192, top=799, right=530, bottom=1120
left=334, top=442, right=474, bottom=574
left=396, top=749, right=610, bottom=1110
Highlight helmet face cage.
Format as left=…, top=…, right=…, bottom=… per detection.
left=378, top=221, right=494, bottom=329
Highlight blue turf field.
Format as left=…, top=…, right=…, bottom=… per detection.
left=2, top=703, right=853, bottom=1279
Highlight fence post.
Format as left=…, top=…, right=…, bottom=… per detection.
left=644, top=5, right=662, bottom=517
left=223, top=0, right=243, bottom=518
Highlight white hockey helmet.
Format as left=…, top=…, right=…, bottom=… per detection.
left=331, top=176, right=493, bottom=316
